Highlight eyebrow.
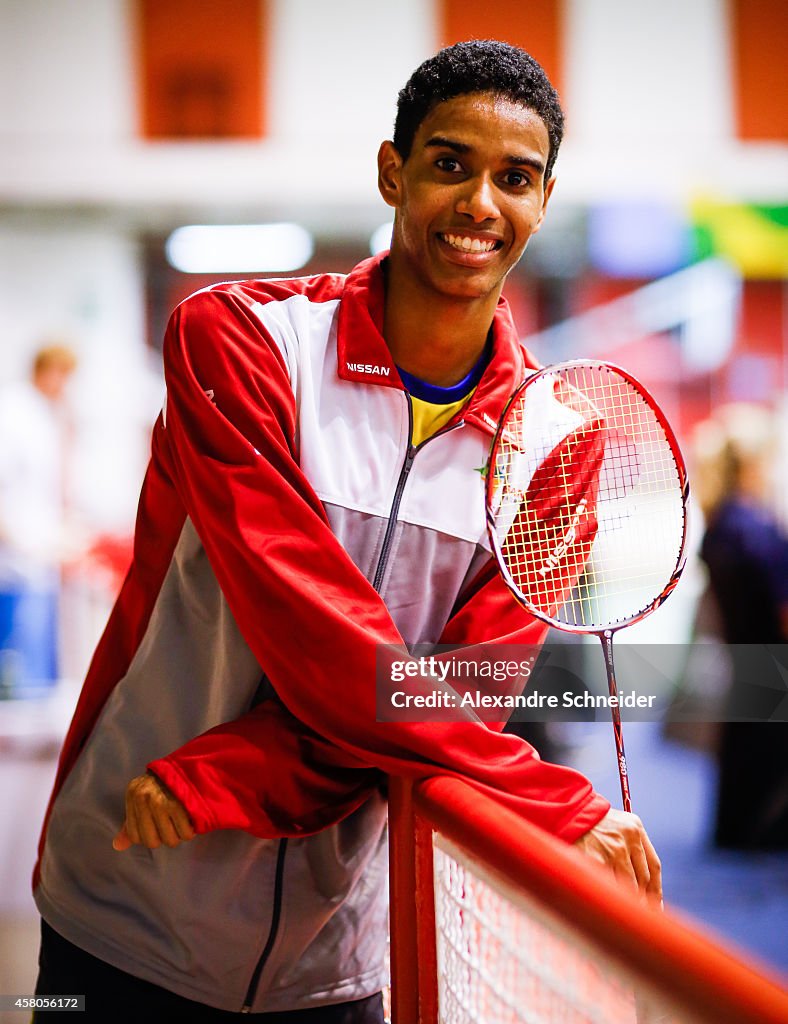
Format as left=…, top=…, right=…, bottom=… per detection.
left=423, top=135, right=545, bottom=175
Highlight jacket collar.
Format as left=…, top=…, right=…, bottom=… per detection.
left=337, top=253, right=539, bottom=437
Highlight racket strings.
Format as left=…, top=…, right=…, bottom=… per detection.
left=492, top=365, right=685, bottom=630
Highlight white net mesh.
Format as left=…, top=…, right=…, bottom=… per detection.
left=433, top=835, right=682, bottom=1024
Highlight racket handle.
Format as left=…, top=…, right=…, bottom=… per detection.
left=600, top=630, right=632, bottom=813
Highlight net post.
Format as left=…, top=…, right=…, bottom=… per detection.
left=415, top=809, right=439, bottom=1023
left=389, top=776, right=438, bottom=1024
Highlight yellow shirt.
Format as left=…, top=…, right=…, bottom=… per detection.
left=397, top=338, right=489, bottom=447
left=409, top=391, right=475, bottom=447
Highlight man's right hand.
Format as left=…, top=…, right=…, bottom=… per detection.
left=573, top=808, right=662, bottom=901
left=112, top=773, right=196, bottom=851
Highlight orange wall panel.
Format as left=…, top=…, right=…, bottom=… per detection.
left=136, top=0, right=267, bottom=139
left=438, top=0, right=564, bottom=100
left=730, top=0, right=788, bottom=140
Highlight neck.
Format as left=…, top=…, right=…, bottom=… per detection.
left=382, top=256, right=500, bottom=386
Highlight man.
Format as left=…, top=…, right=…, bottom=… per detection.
left=34, top=41, right=660, bottom=1021
left=0, top=344, right=77, bottom=695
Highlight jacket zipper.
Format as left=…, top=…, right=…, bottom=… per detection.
left=240, top=411, right=418, bottom=1009
left=241, top=838, right=288, bottom=1012
left=372, top=396, right=416, bottom=593
left=371, top=394, right=465, bottom=593
left=241, top=398, right=466, bottom=1010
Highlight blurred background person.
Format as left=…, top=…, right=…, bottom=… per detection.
left=692, top=403, right=788, bottom=849
left=0, top=344, right=79, bottom=698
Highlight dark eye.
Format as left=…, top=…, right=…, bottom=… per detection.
left=503, top=170, right=530, bottom=188
left=435, top=156, right=462, bottom=173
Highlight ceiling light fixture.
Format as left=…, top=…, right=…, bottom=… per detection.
left=369, top=222, right=394, bottom=256
left=165, top=223, right=314, bottom=273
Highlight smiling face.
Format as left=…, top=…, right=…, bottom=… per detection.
left=379, top=92, right=555, bottom=304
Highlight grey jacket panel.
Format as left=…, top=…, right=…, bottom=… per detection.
left=37, top=497, right=482, bottom=1009
left=324, top=501, right=491, bottom=647
left=36, top=519, right=281, bottom=1008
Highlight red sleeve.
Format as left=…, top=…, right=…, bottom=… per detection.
left=148, top=289, right=610, bottom=842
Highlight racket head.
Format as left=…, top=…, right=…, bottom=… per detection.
left=486, top=360, right=689, bottom=634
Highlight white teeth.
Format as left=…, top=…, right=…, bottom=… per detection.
left=443, top=233, right=496, bottom=253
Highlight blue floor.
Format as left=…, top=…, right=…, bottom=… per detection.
left=562, top=720, right=788, bottom=977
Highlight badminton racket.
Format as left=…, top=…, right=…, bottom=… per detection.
left=486, top=360, right=689, bottom=811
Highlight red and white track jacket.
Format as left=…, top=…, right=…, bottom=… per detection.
left=34, top=255, right=609, bottom=1012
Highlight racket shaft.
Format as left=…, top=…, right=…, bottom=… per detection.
left=600, top=631, right=632, bottom=812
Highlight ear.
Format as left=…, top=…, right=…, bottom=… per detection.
left=532, top=175, right=556, bottom=235
left=377, top=140, right=404, bottom=209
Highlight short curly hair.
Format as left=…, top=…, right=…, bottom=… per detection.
left=393, top=40, right=564, bottom=183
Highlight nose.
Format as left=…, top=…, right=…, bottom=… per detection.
left=455, top=174, right=499, bottom=222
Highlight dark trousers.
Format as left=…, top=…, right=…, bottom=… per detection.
left=35, top=920, right=385, bottom=1022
